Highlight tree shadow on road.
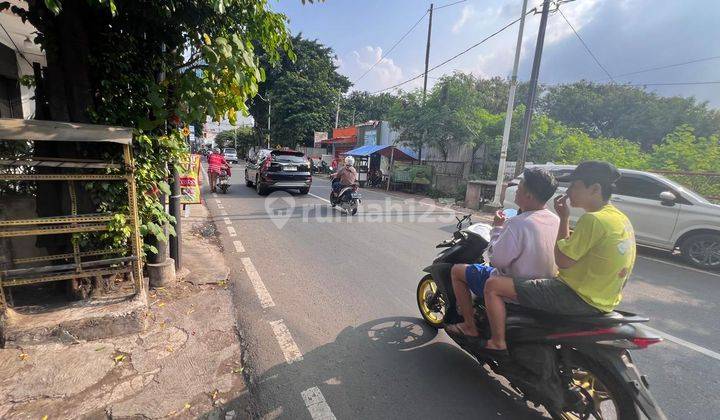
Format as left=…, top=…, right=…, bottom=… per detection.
left=209, top=316, right=544, bottom=419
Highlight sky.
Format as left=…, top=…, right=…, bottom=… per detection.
left=272, top=0, right=720, bottom=108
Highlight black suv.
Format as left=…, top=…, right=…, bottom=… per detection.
left=245, top=149, right=312, bottom=195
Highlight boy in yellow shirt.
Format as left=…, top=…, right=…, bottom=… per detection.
left=469, top=161, right=635, bottom=356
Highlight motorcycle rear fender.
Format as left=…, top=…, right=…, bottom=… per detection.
left=574, top=346, right=667, bottom=419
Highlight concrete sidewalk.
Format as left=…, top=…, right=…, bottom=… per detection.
left=0, top=202, right=248, bottom=419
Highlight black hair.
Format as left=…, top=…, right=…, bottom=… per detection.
left=522, top=167, right=558, bottom=203
left=575, top=176, right=615, bottom=201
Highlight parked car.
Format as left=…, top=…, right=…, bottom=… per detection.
left=504, top=164, right=720, bottom=270
left=223, top=147, right=238, bottom=164
left=245, top=149, right=312, bottom=195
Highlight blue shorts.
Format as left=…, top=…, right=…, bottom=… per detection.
left=465, top=264, right=495, bottom=296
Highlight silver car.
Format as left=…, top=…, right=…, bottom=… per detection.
left=504, top=164, right=720, bottom=270
left=223, top=148, right=238, bottom=164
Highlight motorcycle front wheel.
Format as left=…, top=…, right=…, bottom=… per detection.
left=416, top=275, right=446, bottom=328
left=552, top=356, right=639, bottom=420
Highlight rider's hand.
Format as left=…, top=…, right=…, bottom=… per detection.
left=493, top=210, right=506, bottom=227
left=554, top=194, right=571, bottom=219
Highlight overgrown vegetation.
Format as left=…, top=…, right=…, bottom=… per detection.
left=4, top=0, right=293, bottom=256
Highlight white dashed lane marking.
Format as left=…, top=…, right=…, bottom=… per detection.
left=240, top=257, right=275, bottom=308
left=638, top=255, right=720, bottom=278
left=227, top=226, right=237, bottom=237
left=644, top=326, right=720, bottom=362
left=301, top=387, right=337, bottom=420
left=233, top=240, right=245, bottom=253
left=308, top=192, right=331, bottom=204
left=269, top=319, right=303, bottom=364
left=223, top=217, right=232, bottom=225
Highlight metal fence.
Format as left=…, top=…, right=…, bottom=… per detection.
left=423, top=160, right=465, bottom=177
left=650, top=170, right=720, bottom=203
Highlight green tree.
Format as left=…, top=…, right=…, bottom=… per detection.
left=215, top=127, right=257, bottom=155
left=540, top=81, right=720, bottom=150
left=650, top=125, right=720, bottom=172
left=338, top=92, right=402, bottom=126
left=6, top=0, right=293, bottom=255
left=250, top=35, right=350, bottom=148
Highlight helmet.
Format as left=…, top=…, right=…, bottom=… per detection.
left=213, top=148, right=220, bottom=154
left=344, top=156, right=355, bottom=166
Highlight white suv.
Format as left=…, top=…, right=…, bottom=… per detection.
left=503, top=164, right=720, bottom=270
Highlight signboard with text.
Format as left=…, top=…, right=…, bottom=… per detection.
left=179, top=154, right=202, bottom=204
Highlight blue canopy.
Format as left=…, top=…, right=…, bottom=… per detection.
left=344, top=145, right=418, bottom=160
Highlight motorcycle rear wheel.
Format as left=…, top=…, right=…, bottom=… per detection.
left=553, top=356, right=639, bottom=420
left=416, top=275, right=446, bottom=328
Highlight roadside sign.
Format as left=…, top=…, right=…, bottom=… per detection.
left=179, top=154, right=202, bottom=204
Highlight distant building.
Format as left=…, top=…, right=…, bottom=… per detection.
left=357, top=120, right=399, bottom=147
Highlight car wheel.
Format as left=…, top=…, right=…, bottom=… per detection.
left=257, top=181, right=269, bottom=196
left=681, top=233, right=720, bottom=270
left=299, top=187, right=309, bottom=195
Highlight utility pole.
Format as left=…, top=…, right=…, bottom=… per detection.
left=419, top=2, right=434, bottom=163
left=515, top=0, right=551, bottom=177
left=422, top=3, right=433, bottom=102
left=267, top=98, right=271, bottom=148
left=490, top=0, right=529, bottom=207
left=335, top=91, right=341, bottom=128
left=258, top=93, right=271, bottom=148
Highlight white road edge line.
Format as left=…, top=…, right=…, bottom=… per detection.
left=223, top=217, right=232, bottom=225
left=269, top=319, right=303, bottom=364
left=227, top=226, right=237, bottom=237
left=240, top=257, right=275, bottom=308
left=301, top=387, right=337, bottom=420
left=638, top=255, right=720, bottom=278
left=233, top=240, right=245, bottom=253
left=308, top=192, right=331, bottom=204
left=644, top=325, right=720, bottom=362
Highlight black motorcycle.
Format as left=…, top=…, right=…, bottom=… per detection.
left=416, top=214, right=666, bottom=419
left=330, top=183, right=361, bottom=215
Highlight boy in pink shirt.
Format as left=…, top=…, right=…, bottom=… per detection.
left=445, top=167, right=559, bottom=338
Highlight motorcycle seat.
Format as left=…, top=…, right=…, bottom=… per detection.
left=506, top=303, right=649, bottom=326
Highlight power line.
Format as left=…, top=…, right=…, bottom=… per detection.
left=353, top=10, right=429, bottom=84
left=435, top=0, right=468, bottom=10
left=371, top=8, right=536, bottom=94
left=556, top=6, right=614, bottom=82
left=601, top=55, right=720, bottom=81
left=627, top=81, right=720, bottom=87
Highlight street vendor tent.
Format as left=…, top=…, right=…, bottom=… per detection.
left=343, top=145, right=418, bottom=161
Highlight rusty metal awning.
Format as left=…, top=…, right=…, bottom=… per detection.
left=0, top=118, right=133, bottom=144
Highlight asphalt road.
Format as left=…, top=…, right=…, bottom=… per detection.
left=205, top=165, right=720, bottom=419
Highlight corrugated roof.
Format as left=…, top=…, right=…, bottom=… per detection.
left=344, top=145, right=418, bottom=160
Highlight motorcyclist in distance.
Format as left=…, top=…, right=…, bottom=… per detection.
left=331, top=156, right=358, bottom=195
